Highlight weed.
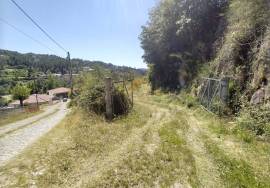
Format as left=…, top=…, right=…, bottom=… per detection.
left=1, top=87, right=269, bottom=188
left=203, top=135, right=269, bottom=188
left=0, top=109, right=44, bottom=127
left=237, top=103, right=270, bottom=138
left=88, top=119, right=199, bottom=188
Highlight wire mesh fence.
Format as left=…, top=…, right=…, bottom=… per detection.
left=199, top=77, right=229, bottom=113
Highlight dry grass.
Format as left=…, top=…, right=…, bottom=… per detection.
left=87, top=113, right=198, bottom=188
left=0, top=86, right=269, bottom=187
left=0, top=109, right=44, bottom=127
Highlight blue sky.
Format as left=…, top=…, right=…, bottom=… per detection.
left=0, top=0, right=157, bottom=68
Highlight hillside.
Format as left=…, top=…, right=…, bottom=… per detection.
left=0, top=49, right=146, bottom=76
left=0, top=49, right=146, bottom=96
left=140, top=0, right=270, bottom=109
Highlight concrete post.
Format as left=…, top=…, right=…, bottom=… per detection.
left=220, top=77, right=229, bottom=104
left=105, top=77, right=113, bottom=121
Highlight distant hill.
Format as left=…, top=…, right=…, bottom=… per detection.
left=0, top=49, right=146, bottom=76
left=0, top=49, right=146, bottom=96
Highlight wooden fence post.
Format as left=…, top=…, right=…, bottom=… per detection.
left=105, top=77, right=113, bottom=121
left=220, top=77, right=229, bottom=104
left=131, top=79, right=134, bottom=107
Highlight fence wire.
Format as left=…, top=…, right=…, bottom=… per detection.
left=199, top=77, right=225, bottom=113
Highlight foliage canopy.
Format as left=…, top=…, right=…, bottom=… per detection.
left=11, top=83, right=31, bottom=106
left=140, top=0, right=228, bottom=90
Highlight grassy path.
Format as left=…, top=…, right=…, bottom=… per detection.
left=0, top=88, right=269, bottom=187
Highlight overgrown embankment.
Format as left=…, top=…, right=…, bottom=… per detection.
left=213, top=0, right=270, bottom=93
left=140, top=0, right=270, bottom=96
left=140, top=0, right=270, bottom=137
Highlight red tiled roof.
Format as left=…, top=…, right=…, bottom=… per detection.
left=24, top=94, right=52, bottom=104
left=48, top=87, right=70, bottom=95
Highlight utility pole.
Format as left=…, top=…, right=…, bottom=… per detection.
left=67, top=52, right=73, bottom=96
left=34, top=79, right=39, bottom=109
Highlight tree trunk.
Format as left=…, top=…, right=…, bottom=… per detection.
left=19, top=99, right=23, bottom=107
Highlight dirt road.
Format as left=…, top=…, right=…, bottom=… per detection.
left=0, top=102, right=69, bottom=166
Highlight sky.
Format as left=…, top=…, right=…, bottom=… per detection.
left=0, top=0, right=157, bottom=68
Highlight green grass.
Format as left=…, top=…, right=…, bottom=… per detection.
left=2, top=95, right=12, bottom=101
left=148, top=91, right=270, bottom=187
left=0, top=109, right=44, bottom=127
left=191, top=106, right=270, bottom=187
left=35, top=104, right=152, bottom=187
left=88, top=115, right=199, bottom=188
left=1, top=87, right=269, bottom=187
left=203, top=135, right=269, bottom=188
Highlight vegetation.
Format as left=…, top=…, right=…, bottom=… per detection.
left=0, top=96, right=8, bottom=107
left=140, top=0, right=228, bottom=91
left=75, top=71, right=131, bottom=118
left=140, top=0, right=269, bottom=94
left=0, top=85, right=269, bottom=187
left=237, top=103, right=270, bottom=138
left=0, top=109, right=43, bottom=127
left=11, top=83, right=31, bottom=106
left=0, top=49, right=146, bottom=102
left=1, top=0, right=270, bottom=187
left=0, top=49, right=145, bottom=78
left=140, top=0, right=270, bottom=137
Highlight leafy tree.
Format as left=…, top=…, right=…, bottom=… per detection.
left=11, top=83, right=31, bottom=107
left=140, top=0, right=228, bottom=90
left=46, top=74, right=59, bottom=90
left=0, top=97, right=8, bottom=107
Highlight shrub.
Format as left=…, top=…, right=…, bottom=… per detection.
left=79, top=85, right=106, bottom=115
left=112, top=88, right=130, bottom=116
left=67, top=99, right=77, bottom=109
left=0, top=97, right=8, bottom=107
left=132, top=78, right=145, bottom=91
left=178, top=91, right=198, bottom=108
left=237, top=103, right=270, bottom=137
left=79, top=85, right=130, bottom=118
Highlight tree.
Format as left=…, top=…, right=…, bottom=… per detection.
left=11, top=83, right=31, bottom=107
left=0, top=97, right=8, bottom=107
left=140, top=0, right=228, bottom=90
left=46, top=74, right=58, bottom=90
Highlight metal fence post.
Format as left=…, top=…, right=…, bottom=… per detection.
left=105, top=77, right=113, bottom=121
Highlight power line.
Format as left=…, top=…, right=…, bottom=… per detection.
left=0, top=18, right=58, bottom=54
left=10, top=0, right=68, bottom=53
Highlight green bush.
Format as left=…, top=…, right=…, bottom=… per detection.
left=79, top=85, right=106, bottom=115
left=0, top=97, right=8, bottom=107
left=178, top=92, right=198, bottom=108
left=237, top=104, right=270, bottom=137
left=79, top=85, right=130, bottom=117
left=112, top=88, right=130, bottom=116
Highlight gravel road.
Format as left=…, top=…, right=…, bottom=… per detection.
left=0, top=102, right=69, bottom=166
